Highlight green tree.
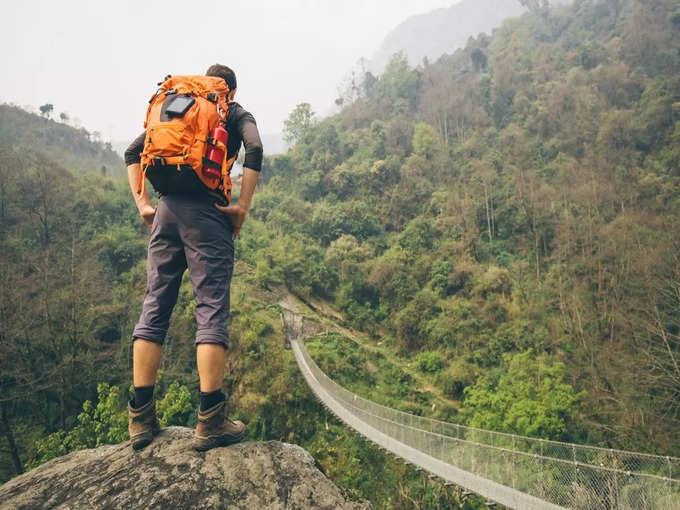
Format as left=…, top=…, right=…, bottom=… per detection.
left=95, top=224, right=147, bottom=275
left=39, top=103, right=54, bottom=118
left=369, top=120, right=386, bottom=159
left=378, top=52, right=419, bottom=112
left=519, top=0, right=550, bottom=14
left=29, top=383, right=127, bottom=468
left=464, top=351, right=582, bottom=439
left=394, top=290, right=440, bottom=352
left=412, top=122, right=439, bottom=160
left=470, top=48, right=488, bottom=71
left=283, top=103, right=316, bottom=146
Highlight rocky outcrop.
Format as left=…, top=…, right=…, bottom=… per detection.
left=0, top=427, right=373, bottom=510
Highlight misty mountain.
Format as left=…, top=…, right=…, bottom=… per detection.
left=368, top=0, right=570, bottom=72
left=0, top=103, right=124, bottom=177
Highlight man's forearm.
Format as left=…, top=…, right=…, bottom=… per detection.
left=127, top=163, right=152, bottom=211
left=237, top=167, right=260, bottom=210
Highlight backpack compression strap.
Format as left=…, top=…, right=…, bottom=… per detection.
left=137, top=164, right=149, bottom=196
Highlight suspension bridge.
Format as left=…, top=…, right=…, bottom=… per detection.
left=280, top=302, right=680, bottom=509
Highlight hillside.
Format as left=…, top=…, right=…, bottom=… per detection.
left=2, top=1, right=680, bottom=509
left=0, top=142, right=464, bottom=507
left=0, top=103, right=124, bottom=177
left=251, top=0, right=680, bottom=457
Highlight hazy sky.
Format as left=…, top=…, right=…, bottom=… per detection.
left=1, top=0, right=458, bottom=143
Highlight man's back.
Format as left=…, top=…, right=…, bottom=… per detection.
left=124, top=101, right=263, bottom=202
left=125, top=64, right=263, bottom=452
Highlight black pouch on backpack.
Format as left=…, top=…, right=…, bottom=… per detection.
left=161, top=95, right=195, bottom=120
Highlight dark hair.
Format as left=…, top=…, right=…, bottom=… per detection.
left=206, top=64, right=237, bottom=91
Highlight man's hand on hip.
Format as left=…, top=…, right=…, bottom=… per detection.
left=216, top=167, right=260, bottom=239
left=215, top=202, right=248, bottom=239
left=139, top=204, right=156, bottom=229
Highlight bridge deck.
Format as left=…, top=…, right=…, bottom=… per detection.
left=291, top=339, right=565, bottom=510
left=282, top=303, right=680, bottom=510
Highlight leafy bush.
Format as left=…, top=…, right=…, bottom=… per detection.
left=471, top=265, right=512, bottom=298
left=428, top=259, right=454, bottom=295
left=415, top=351, right=444, bottom=373
left=156, top=381, right=193, bottom=427
left=394, top=289, right=440, bottom=352
left=412, top=122, right=440, bottom=160
left=30, top=381, right=196, bottom=469
left=464, top=351, right=582, bottom=439
left=438, top=359, right=478, bottom=399
left=426, top=298, right=484, bottom=350
left=30, top=383, right=127, bottom=468
left=309, top=201, right=383, bottom=245
left=397, top=217, right=437, bottom=253
left=95, top=224, right=147, bottom=275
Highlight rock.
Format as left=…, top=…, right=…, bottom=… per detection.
left=0, top=427, right=373, bottom=510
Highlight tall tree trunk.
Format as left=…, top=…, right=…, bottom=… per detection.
left=490, top=194, right=495, bottom=238
left=535, top=228, right=541, bottom=281
left=0, top=402, right=23, bottom=475
left=483, top=179, right=493, bottom=242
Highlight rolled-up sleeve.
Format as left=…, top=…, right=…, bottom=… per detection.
left=238, top=112, right=263, bottom=171
left=124, top=131, right=146, bottom=166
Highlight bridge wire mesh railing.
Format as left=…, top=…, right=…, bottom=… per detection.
left=294, top=338, right=680, bottom=509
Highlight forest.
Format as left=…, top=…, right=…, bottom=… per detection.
left=1, top=0, right=679, bottom=508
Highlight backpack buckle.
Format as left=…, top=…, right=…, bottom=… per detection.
left=207, top=93, right=218, bottom=103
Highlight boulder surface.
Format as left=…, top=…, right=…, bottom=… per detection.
left=0, top=427, right=373, bottom=510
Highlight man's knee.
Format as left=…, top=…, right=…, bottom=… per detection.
left=133, top=337, right=164, bottom=347
left=132, top=325, right=168, bottom=346
left=195, top=330, right=229, bottom=350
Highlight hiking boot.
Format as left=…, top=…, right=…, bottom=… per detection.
left=193, top=400, right=246, bottom=451
left=128, top=399, right=160, bottom=450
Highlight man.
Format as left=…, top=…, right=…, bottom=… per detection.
left=124, top=64, right=263, bottom=451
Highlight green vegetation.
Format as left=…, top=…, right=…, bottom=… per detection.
left=30, top=383, right=129, bottom=468
left=245, top=0, right=680, bottom=456
left=1, top=1, right=680, bottom=509
left=416, top=351, right=444, bottom=374
left=283, top=102, right=317, bottom=146
left=463, top=350, right=582, bottom=439
left=0, top=103, right=124, bottom=177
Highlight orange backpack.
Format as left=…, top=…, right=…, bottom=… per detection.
left=137, top=75, right=237, bottom=203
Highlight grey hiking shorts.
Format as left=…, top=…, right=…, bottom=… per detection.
left=132, top=193, right=234, bottom=349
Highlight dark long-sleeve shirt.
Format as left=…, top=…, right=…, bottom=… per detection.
left=124, top=102, right=263, bottom=171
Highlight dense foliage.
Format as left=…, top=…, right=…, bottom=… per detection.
left=0, top=104, right=124, bottom=177
left=1, top=1, right=679, bottom=509
left=245, top=0, right=680, bottom=454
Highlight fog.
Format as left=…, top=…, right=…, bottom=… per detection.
left=0, top=0, right=459, bottom=145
